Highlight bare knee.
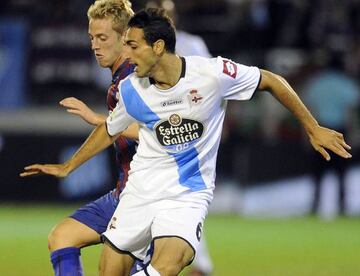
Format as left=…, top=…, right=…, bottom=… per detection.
left=48, top=224, right=68, bottom=252
left=151, top=262, right=183, bottom=276
left=152, top=252, right=193, bottom=276
left=48, top=218, right=100, bottom=252
left=151, top=258, right=190, bottom=276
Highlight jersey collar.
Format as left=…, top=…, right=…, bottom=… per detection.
left=112, top=60, right=133, bottom=84
left=149, top=56, right=186, bottom=85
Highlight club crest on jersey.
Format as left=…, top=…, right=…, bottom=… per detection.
left=169, top=114, right=182, bottom=126
left=109, top=217, right=117, bottom=230
left=223, top=60, right=237, bottom=78
left=155, top=113, right=204, bottom=153
left=188, top=89, right=203, bottom=105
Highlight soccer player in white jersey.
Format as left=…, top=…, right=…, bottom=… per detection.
left=21, top=8, right=352, bottom=276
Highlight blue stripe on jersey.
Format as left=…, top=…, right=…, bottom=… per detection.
left=120, top=78, right=206, bottom=191
left=121, top=79, right=160, bottom=129
left=171, top=148, right=206, bottom=191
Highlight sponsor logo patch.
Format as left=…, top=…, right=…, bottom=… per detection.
left=160, top=99, right=183, bottom=107
left=223, top=60, right=237, bottom=78
left=155, top=114, right=204, bottom=153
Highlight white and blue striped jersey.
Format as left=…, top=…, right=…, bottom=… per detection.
left=106, top=56, right=260, bottom=202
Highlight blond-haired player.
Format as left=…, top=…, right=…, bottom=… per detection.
left=44, top=1, right=137, bottom=275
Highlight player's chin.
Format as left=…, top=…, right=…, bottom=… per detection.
left=96, top=59, right=109, bottom=68
left=135, top=69, right=150, bottom=78
left=135, top=71, right=145, bottom=78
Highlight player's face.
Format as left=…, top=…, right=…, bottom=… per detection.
left=88, top=18, right=124, bottom=70
left=123, top=27, right=159, bottom=78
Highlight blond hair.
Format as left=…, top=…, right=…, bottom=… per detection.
left=87, top=0, right=134, bottom=34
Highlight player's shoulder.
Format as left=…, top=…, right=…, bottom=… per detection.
left=184, top=55, right=246, bottom=79
left=183, top=55, right=213, bottom=64
left=183, top=55, right=219, bottom=75
left=120, top=72, right=153, bottom=91
left=183, top=55, right=236, bottom=69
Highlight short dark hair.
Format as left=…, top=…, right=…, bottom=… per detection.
left=128, top=8, right=176, bottom=53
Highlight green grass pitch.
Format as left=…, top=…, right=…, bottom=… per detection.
left=0, top=204, right=359, bottom=276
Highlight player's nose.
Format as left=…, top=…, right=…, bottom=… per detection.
left=123, top=45, right=132, bottom=60
left=91, top=39, right=100, bottom=50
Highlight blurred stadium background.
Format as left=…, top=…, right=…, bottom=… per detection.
left=1, top=0, right=360, bottom=275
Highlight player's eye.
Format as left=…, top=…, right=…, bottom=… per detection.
left=99, top=35, right=108, bottom=42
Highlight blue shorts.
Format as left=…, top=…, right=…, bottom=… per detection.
left=70, top=189, right=150, bottom=272
left=70, top=190, right=118, bottom=234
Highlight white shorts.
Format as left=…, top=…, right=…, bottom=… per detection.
left=101, top=190, right=209, bottom=260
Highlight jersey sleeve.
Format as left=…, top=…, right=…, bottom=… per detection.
left=106, top=82, right=137, bottom=136
left=215, top=56, right=261, bottom=101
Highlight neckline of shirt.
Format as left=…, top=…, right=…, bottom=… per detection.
left=149, top=56, right=186, bottom=93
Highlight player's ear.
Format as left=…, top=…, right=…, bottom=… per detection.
left=152, top=39, right=165, bottom=56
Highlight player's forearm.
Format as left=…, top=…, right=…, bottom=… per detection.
left=92, top=113, right=107, bottom=126
left=120, top=123, right=139, bottom=140
left=258, top=69, right=319, bottom=134
left=64, top=122, right=119, bottom=173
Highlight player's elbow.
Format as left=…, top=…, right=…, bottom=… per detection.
left=258, top=69, right=285, bottom=92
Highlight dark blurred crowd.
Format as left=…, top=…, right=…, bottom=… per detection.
left=2, top=0, right=360, bottom=73
left=1, top=0, right=360, bottom=80
left=2, top=0, right=360, bottom=49
left=1, top=0, right=360, bottom=189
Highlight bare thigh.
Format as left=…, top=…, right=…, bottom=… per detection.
left=48, top=217, right=101, bottom=252
left=99, top=241, right=135, bottom=276
left=151, top=237, right=195, bottom=276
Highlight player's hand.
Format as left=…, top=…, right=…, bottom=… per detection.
left=20, top=163, right=70, bottom=178
left=60, top=97, right=105, bottom=126
left=307, top=125, right=352, bottom=161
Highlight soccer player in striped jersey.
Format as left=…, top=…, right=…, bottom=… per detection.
left=21, top=7, right=352, bottom=276
left=28, top=1, right=211, bottom=275
left=43, top=1, right=138, bottom=275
